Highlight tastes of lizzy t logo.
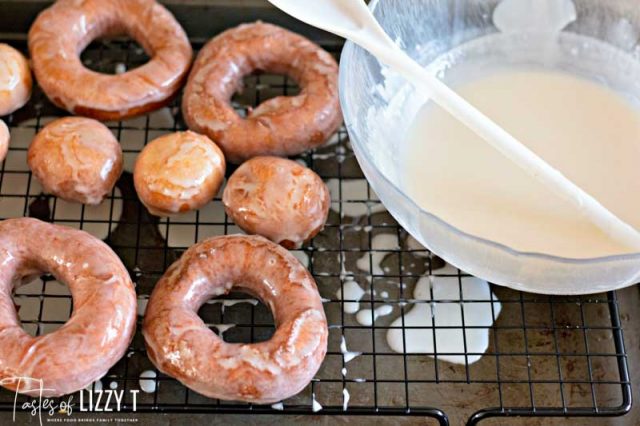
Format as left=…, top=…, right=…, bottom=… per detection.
left=0, top=376, right=139, bottom=425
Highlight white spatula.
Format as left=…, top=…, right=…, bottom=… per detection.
left=268, top=0, right=640, bottom=251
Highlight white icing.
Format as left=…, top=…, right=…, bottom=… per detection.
left=356, top=234, right=399, bottom=275
left=240, top=345, right=282, bottom=375
left=147, top=140, right=219, bottom=199
left=403, top=70, right=640, bottom=258
left=211, top=323, right=235, bottom=336
left=339, top=252, right=352, bottom=279
left=340, top=336, right=361, bottom=364
left=342, top=388, right=350, bottom=411
left=275, top=309, right=325, bottom=369
left=223, top=299, right=259, bottom=307
left=386, top=276, right=501, bottom=364
left=137, top=296, right=148, bottom=317
left=366, top=0, right=640, bottom=260
left=311, top=394, right=322, bottom=412
left=0, top=47, right=22, bottom=91
left=114, top=63, right=127, bottom=75
left=356, top=305, right=393, bottom=326
left=139, top=370, right=157, bottom=394
left=271, top=402, right=284, bottom=411
left=34, top=119, right=121, bottom=206
left=336, top=278, right=365, bottom=314
left=139, top=133, right=223, bottom=216
left=85, top=380, right=103, bottom=392
left=99, top=158, right=115, bottom=181
left=291, top=250, right=310, bottom=267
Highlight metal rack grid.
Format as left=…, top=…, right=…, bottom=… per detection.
left=0, top=33, right=632, bottom=426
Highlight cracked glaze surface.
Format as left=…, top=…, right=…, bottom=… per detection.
left=28, top=117, right=123, bottom=205
left=0, top=43, right=32, bottom=116
left=0, top=121, right=8, bottom=163
left=143, top=235, right=328, bottom=403
left=0, top=218, right=136, bottom=397
left=28, top=0, right=192, bottom=120
left=134, top=131, right=226, bottom=217
left=223, top=156, right=330, bottom=249
left=182, top=22, right=342, bottom=163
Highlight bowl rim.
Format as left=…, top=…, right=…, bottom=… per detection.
left=337, top=0, right=640, bottom=267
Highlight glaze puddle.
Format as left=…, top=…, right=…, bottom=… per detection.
left=336, top=278, right=365, bottom=314
left=356, top=304, right=393, bottom=326
left=340, top=336, right=362, bottom=363
left=342, top=388, right=350, bottom=411
left=356, top=234, right=399, bottom=275
left=386, top=276, right=502, bottom=364
left=311, top=393, right=322, bottom=412
left=139, top=370, right=157, bottom=394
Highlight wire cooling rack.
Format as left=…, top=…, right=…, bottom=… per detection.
left=0, top=29, right=633, bottom=426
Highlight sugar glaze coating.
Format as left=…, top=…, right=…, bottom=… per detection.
left=182, top=22, right=342, bottom=163
left=28, top=117, right=123, bottom=205
left=0, top=218, right=136, bottom=397
left=28, top=0, right=192, bottom=120
left=0, top=120, right=9, bottom=162
left=134, top=131, right=226, bottom=217
left=143, top=235, right=328, bottom=403
left=0, top=43, right=32, bottom=116
left=223, top=156, right=330, bottom=249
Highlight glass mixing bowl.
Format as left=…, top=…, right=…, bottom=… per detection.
left=339, top=0, right=640, bottom=294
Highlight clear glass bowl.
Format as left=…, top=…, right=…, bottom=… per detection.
left=339, top=0, right=640, bottom=294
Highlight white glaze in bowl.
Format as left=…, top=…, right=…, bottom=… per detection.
left=340, top=0, right=640, bottom=294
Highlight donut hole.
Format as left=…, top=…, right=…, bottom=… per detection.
left=197, top=291, right=275, bottom=344
left=12, top=275, right=72, bottom=337
left=231, top=73, right=301, bottom=116
left=80, top=36, right=149, bottom=75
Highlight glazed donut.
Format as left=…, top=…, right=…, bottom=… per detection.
left=28, top=117, right=123, bottom=205
left=28, top=0, right=192, bottom=121
left=182, top=22, right=342, bottom=164
left=0, top=43, right=32, bottom=116
left=0, top=218, right=136, bottom=397
left=134, top=131, right=226, bottom=217
left=223, top=156, right=330, bottom=249
left=143, top=235, right=328, bottom=403
left=0, top=120, right=9, bottom=162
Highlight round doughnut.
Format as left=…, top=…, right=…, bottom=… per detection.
left=28, top=0, right=193, bottom=121
left=143, top=235, right=328, bottom=403
left=182, top=22, right=342, bottom=164
left=134, top=131, right=226, bottom=217
left=223, top=156, right=330, bottom=249
left=28, top=117, right=123, bottom=205
left=0, top=44, right=32, bottom=117
left=0, top=218, right=136, bottom=397
left=0, top=120, right=9, bottom=162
